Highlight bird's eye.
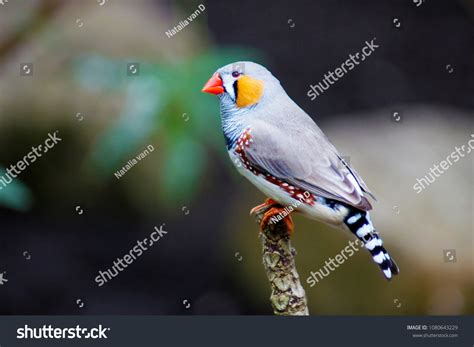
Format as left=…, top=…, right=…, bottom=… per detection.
left=232, top=71, right=241, bottom=78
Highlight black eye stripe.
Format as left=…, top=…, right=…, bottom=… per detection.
left=233, top=80, right=238, bottom=100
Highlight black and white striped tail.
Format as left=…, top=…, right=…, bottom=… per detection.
left=344, top=210, right=399, bottom=280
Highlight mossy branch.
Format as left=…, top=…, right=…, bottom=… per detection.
left=252, top=204, right=309, bottom=315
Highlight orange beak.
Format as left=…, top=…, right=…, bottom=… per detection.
left=202, top=72, right=224, bottom=95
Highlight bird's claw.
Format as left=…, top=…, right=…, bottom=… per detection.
left=250, top=199, right=294, bottom=236
left=249, top=198, right=277, bottom=216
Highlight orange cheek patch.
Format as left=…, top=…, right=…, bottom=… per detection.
left=236, top=76, right=264, bottom=108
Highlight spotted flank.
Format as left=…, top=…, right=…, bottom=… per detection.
left=344, top=210, right=399, bottom=280
left=263, top=175, right=315, bottom=205
left=234, top=128, right=258, bottom=174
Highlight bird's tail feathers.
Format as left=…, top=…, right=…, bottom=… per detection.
left=344, top=210, right=399, bottom=280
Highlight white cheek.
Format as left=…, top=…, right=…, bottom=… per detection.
left=222, top=76, right=235, bottom=100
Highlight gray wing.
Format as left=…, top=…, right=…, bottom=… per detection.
left=244, top=120, right=374, bottom=211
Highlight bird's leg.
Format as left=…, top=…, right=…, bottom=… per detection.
left=250, top=199, right=294, bottom=235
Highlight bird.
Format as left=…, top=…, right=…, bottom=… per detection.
left=202, top=61, right=399, bottom=280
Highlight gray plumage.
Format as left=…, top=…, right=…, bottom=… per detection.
left=217, top=61, right=374, bottom=211
left=205, top=61, right=399, bottom=280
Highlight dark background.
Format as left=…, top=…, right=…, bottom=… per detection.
left=207, top=0, right=474, bottom=115
left=0, top=0, right=472, bottom=315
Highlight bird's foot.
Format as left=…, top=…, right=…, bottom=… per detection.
left=260, top=207, right=294, bottom=235
left=250, top=199, right=294, bottom=236
left=249, top=198, right=277, bottom=216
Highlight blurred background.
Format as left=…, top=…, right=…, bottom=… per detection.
left=0, top=0, right=472, bottom=315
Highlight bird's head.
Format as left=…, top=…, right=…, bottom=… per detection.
left=202, top=61, right=277, bottom=109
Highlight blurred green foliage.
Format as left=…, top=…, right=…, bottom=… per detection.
left=74, top=48, right=263, bottom=203
left=0, top=166, right=33, bottom=211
